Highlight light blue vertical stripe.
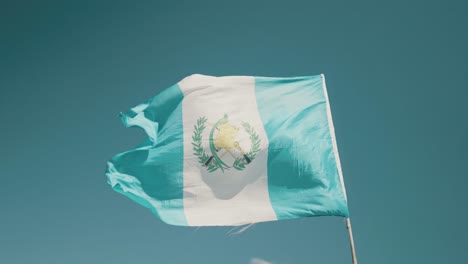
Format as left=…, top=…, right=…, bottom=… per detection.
left=106, top=84, right=188, bottom=226
left=255, top=75, right=349, bottom=220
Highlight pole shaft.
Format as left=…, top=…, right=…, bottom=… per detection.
left=345, top=218, right=358, bottom=264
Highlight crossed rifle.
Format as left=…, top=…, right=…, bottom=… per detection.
left=204, top=141, right=251, bottom=167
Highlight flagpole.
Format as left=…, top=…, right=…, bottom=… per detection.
left=345, top=218, right=358, bottom=264
left=322, top=74, right=357, bottom=263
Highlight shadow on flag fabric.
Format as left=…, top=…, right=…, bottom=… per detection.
left=106, top=74, right=349, bottom=226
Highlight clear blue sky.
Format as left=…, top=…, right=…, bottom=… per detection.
left=1, top=1, right=467, bottom=263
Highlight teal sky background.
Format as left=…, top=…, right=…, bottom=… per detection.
left=1, top=1, right=467, bottom=263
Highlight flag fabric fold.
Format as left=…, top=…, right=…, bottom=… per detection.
left=106, top=74, right=349, bottom=226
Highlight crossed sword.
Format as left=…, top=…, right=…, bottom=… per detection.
left=204, top=143, right=252, bottom=167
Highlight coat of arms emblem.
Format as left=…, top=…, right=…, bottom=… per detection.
left=192, top=114, right=261, bottom=173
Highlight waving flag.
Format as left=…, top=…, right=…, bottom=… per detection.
left=106, top=74, right=349, bottom=226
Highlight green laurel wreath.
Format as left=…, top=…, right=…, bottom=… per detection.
left=232, top=121, right=261, bottom=171
left=192, top=117, right=217, bottom=172
left=192, top=117, right=261, bottom=172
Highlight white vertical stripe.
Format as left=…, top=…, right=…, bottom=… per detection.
left=179, top=74, right=277, bottom=226
left=321, top=74, right=348, bottom=201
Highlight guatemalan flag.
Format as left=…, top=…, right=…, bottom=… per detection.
left=106, top=74, right=349, bottom=226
